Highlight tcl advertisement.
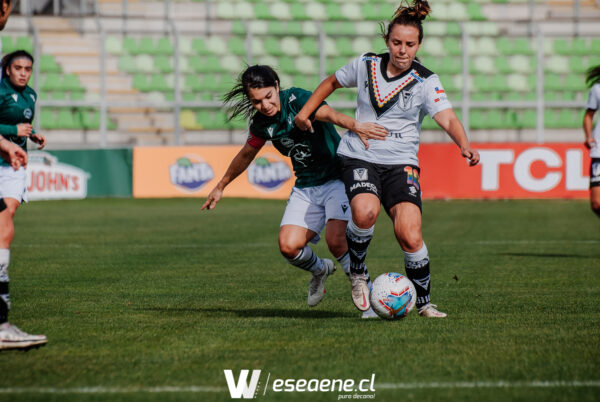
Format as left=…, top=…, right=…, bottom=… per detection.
left=420, top=143, right=590, bottom=199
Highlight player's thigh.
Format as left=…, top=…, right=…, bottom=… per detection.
left=590, top=158, right=600, bottom=210
left=280, top=187, right=326, bottom=244
left=0, top=197, right=19, bottom=247
left=590, top=186, right=600, bottom=211
left=0, top=165, right=27, bottom=206
left=341, top=157, right=382, bottom=226
left=388, top=202, right=423, bottom=252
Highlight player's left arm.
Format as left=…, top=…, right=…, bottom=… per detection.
left=433, top=108, right=480, bottom=166
left=313, top=105, right=388, bottom=149
left=583, top=109, right=596, bottom=149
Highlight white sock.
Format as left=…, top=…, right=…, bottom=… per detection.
left=286, top=246, right=324, bottom=275
left=0, top=249, right=9, bottom=283
left=336, top=251, right=351, bottom=276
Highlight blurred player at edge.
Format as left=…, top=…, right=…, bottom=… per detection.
left=202, top=65, right=388, bottom=316
left=0, top=50, right=48, bottom=350
left=0, top=0, right=28, bottom=170
left=583, top=64, right=600, bottom=217
left=295, top=0, right=480, bottom=317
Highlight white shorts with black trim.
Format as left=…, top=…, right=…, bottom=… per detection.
left=280, top=179, right=350, bottom=244
left=0, top=165, right=27, bottom=203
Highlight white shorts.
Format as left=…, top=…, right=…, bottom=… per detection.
left=0, top=165, right=27, bottom=203
left=280, top=179, right=350, bottom=244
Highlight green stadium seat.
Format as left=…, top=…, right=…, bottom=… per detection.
left=228, top=37, right=246, bottom=56
left=156, top=38, right=174, bottom=55
left=290, top=3, right=309, bottom=20
left=1, top=36, right=13, bottom=53
left=470, top=110, right=486, bottom=129
left=184, top=74, right=202, bottom=91
left=324, top=3, right=342, bottom=20
left=40, top=54, right=61, bottom=73
left=132, top=74, right=150, bottom=92
left=279, top=56, right=298, bottom=74
left=231, top=21, right=246, bottom=35
left=62, top=74, right=83, bottom=92
left=57, top=108, right=80, bottom=130
left=264, top=37, right=284, bottom=56
left=80, top=109, right=100, bottom=130
left=299, top=37, right=318, bottom=57
left=154, top=55, right=173, bottom=73
left=138, top=37, right=156, bottom=55
left=553, top=38, right=570, bottom=55
left=486, top=110, right=504, bottom=129
left=267, top=21, right=285, bottom=35
left=571, top=38, right=588, bottom=56
left=544, top=73, right=563, bottom=91
left=191, top=38, right=210, bottom=55
left=590, top=39, right=600, bottom=55
left=287, top=21, right=304, bottom=35
left=442, top=37, right=461, bottom=56
left=568, top=57, right=587, bottom=74
left=254, top=3, right=273, bottom=19
left=123, top=37, right=138, bottom=54
left=205, top=36, right=227, bottom=55
left=466, top=3, right=486, bottom=21
left=15, top=36, right=33, bottom=53
left=41, top=73, right=61, bottom=91
left=516, top=109, right=537, bottom=129
left=445, top=22, right=462, bottom=36
left=494, top=57, right=511, bottom=74
left=40, top=109, right=58, bottom=130
left=513, top=38, right=534, bottom=55
left=563, top=75, right=586, bottom=91
left=135, top=54, right=155, bottom=73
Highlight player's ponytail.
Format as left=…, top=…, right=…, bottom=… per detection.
left=586, top=65, right=600, bottom=88
left=382, top=0, right=431, bottom=44
left=223, top=64, right=280, bottom=122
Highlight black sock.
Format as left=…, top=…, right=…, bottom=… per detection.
left=346, top=220, right=374, bottom=275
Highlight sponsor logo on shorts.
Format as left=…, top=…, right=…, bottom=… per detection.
left=169, top=155, right=214, bottom=192
left=592, top=162, right=600, bottom=178
left=349, top=182, right=378, bottom=195
left=247, top=154, right=292, bottom=191
left=353, top=168, right=368, bottom=181
left=409, top=186, right=417, bottom=196
left=341, top=204, right=349, bottom=214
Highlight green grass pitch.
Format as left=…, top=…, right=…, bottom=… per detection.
left=0, top=198, right=598, bottom=402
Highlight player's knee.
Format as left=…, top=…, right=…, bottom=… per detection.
left=0, top=226, right=14, bottom=246
left=278, top=239, right=302, bottom=259
left=352, top=209, right=378, bottom=228
left=326, top=237, right=346, bottom=258
left=399, top=233, right=423, bottom=253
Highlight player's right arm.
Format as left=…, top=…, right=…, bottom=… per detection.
left=201, top=142, right=260, bottom=210
left=583, top=109, right=596, bottom=149
left=294, top=74, right=342, bottom=133
left=0, top=137, right=27, bottom=170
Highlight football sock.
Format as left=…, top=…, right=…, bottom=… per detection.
left=286, top=246, right=324, bottom=275
left=346, top=220, right=374, bottom=275
left=337, top=251, right=373, bottom=290
left=403, top=243, right=431, bottom=308
left=0, top=249, right=10, bottom=324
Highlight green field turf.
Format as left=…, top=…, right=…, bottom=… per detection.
left=0, top=198, right=598, bottom=402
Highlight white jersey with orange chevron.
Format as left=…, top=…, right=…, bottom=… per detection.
left=586, top=83, right=600, bottom=158
left=335, top=53, right=451, bottom=166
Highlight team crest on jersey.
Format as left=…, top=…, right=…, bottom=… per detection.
left=279, top=137, right=294, bottom=149
left=11, top=94, right=17, bottom=102
left=23, top=108, right=32, bottom=119
left=353, top=168, right=368, bottom=181
left=289, top=143, right=312, bottom=167
left=366, top=57, right=420, bottom=118
left=399, top=91, right=414, bottom=110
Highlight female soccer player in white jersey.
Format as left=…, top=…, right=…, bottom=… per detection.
left=583, top=65, right=600, bottom=217
left=0, top=50, right=47, bottom=349
left=295, top=0, right=480, bottom=317
left=202, top=65, right=387, bottom=315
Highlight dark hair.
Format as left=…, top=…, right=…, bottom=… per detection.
left=222, top=65, right=280, bottom=121
left=381, top=0, right=431, bottom=44
left=2, top=49, right=34, bottom=77
left=586, top=65, right=600, bottom=88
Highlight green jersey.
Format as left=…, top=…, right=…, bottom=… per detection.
left=0, top=77, right=37, bottom=167
left=249, top=87, right=342, bottom=188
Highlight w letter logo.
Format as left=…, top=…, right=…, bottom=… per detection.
left=224, top=369, right=261, bottom=399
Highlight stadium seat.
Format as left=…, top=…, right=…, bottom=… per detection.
left=270, top=3, right=290, bottom=20
left=15, top=36, right=33, bottom=54
left=281, top=36, right=302, bottom=57
left=228, top=37, right=246, bottom=56
left=264, top=37, right=284, bottom=56
left=105, top=36, right=123, bottom=55
left=156, top=38, right=174, bottom=55
left=291, top=3, right=309, bottom=20
left=139, top=37, right=156, bottom=55
left=154, top=55, right=173, bottom=73
left=40, top=54, right=62, bottom=73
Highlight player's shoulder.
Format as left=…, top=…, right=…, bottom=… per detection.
left=284, top=86, right=311, bottom=100
left=592, top=83, right=600, bottom=95
left=24, top=85, right=37, bottom=100
left=411, top=59, right=435, bottom=80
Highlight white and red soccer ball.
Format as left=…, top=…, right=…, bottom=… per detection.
left=370, top=272, right=416, bottom=320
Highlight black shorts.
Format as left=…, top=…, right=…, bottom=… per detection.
left=591, top=158, right=600, bottom=188
left=341, top=156, right=422, bottom=213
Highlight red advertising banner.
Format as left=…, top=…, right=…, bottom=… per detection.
left=420, top=143, right=590, bottom=199
left=132, top=143, right=592, bottom=200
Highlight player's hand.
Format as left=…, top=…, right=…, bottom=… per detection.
left=0, top=140, right=27, bottom=170
left=16, top=123, right=33, bottom=137
left=201, top=187, right=223, bottom=210
left=30, top=133, right=46, bottom=149
left=294, top=114, right=314, bottom=133
left=461, top=147, right=480, bottom=166
left=353, top=122, right=388, bottom=149
left=584, top=138, right=597, bottom=150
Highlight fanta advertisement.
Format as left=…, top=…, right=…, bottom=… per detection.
left=247, top=154, right=292, bottom=192
left=169, top=155, right=214, bottom=192
left=26, top=151, right=90, bottom=200
left=133, top=146, right=294, bottom=199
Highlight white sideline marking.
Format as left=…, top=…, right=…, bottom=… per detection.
left=377, top=380, right=600, bottom=389
left=1, top=381, right=598, bottom=394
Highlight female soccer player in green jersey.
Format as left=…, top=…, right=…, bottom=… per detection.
left=202, top=65, right=387, bottom=315
left=0, top=50, right=47, bottom=350
left=583, top=65, right=600, bottom=217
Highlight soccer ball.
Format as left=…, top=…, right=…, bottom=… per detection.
left=370, top=272, right=416, bottom=320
